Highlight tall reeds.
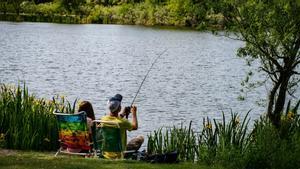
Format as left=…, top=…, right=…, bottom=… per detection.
left=147, top=105, right=300, bottom=168
left=147, top=112, right=250, bottom=163
left=0, top=83, right=77, bottom=151
left=147, top=121, right=197, bottom=161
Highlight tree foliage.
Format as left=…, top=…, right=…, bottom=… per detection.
left=59, top=0, right=85, bottom=12
left=1, top=0, right=225, bottom=27
left=224, top=0, right=300, bottom=127
left=10, top=0, right=23, bottom=15
left=33, top=0, right=54, bottom=4
left=0, top=0, right=9, bottom=14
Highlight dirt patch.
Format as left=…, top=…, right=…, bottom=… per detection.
left=0, top=149, right=18, bottom=156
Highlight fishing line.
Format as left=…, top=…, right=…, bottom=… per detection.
left=122, top=49, right=167, bottom=118
left=130, top=49, right=168, bottom=108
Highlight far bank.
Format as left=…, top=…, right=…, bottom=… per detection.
left=0, top=1, right=225, bottom=30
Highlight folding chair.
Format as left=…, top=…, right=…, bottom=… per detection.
left=53, top=111, right=98, bottom=157
left=93, top=120, right=122, bottom=158
left=94, top=120, right=137, bottom=159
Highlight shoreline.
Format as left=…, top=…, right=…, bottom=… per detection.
left=0, top=12, right=224, bottom=31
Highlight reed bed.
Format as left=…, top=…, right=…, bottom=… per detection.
left=0, top=83, right=76, bottom=151
left=147, top=121, right=197, bottom=161
left=147, top=111, right=249, bottom=163
left=147, top=103, right=300, bottom=168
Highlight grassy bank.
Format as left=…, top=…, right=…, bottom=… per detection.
left=0, top=149, right=224, bottom=169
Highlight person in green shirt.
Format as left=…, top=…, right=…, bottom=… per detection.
left=100, top=94, right=144, bottom=159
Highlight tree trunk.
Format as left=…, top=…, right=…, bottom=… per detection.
left=267, top=72, right=291, bottom=128
left=13, top=2, right=20, bottom=16
left=267, top=75, right=282, bottom=124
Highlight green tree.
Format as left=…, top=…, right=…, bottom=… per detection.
left=34, top=0, right=54, bottom=4
left=0, top=0, right=8, bottom=14
left=11, top=0, right=23, bottom=15
left=60, top=0, right=84, bottom=12
left=225, top=0, right=300, bottom=127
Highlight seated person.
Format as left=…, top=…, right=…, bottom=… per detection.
left=78, top=101, right=96, bottom=138
left=67, top=100, right=95, bottom=153
left=101, top=94, right=144, bottom=159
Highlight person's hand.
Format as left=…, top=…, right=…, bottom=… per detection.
left=131, top=106, right=137, bottom=114
left=125, top=106, right=131, bottom=114
left=119, top=107, right=129, bottom=118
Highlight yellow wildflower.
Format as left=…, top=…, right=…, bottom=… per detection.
left=0, top=133, right=5, bottom=140
left=60, top=95, right=65, bottom=100
left=206, top=123, right=212, bottom=129
left=287, top=111, right=294, bottom=120
left=45, top=100, right=50, bottom=105
left=235, top=116, right=240, bottom=125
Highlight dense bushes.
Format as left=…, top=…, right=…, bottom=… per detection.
left=0, top=0, right=223, bottom=29
left=84, top=1, right=212, bottom=27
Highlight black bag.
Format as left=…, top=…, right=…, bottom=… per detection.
left=145, top=151, right=178, bottom=163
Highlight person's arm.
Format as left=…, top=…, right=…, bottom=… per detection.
left=131, top=106, right=138, bottom=130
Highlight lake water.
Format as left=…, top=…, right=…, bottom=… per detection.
left=0, top=21, right=274, bottom=142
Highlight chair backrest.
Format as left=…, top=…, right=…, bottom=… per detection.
left=95, top=120, right=123, bottom=153
left=54, top=111, right=91, bottom=151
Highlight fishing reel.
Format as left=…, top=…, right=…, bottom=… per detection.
left=124, top=106, right=131, bottom=115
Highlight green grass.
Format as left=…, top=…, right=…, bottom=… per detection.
left=0, top=150, right=224, bottom=169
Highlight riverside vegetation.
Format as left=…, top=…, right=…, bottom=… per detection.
left=1, top=83, right=300, bottom=169
left=1, top=1, right=300, bottom=168
left=0, top=0, right=225, bottom=29
left=0, top=84, right=76, bottom=151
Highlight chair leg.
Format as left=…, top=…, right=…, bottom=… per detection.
left=92, top=150, right=96, bottom=158
left=54, top=147, right=62, bottom=157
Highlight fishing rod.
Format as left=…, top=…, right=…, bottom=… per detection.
left=124, top=49, right=168, bottom=118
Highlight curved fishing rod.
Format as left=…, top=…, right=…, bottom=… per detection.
left=125, top=49, right=168, bottom=118
left=130, top=49, right=168, bottom=107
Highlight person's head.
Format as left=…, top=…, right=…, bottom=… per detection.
left=107, top=94, right=123, bottom=115
left=78, top=101, right=95, bottom=120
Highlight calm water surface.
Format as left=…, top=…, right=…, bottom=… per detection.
left=1, top=22, right=273, bottom=141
